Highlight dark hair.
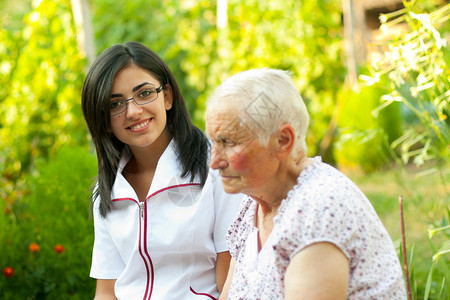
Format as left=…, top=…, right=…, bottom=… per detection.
left=82, top=41, right=209, bottom=217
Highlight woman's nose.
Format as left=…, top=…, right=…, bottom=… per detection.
left=125, top=100, right=143, bottom=118
left=210, top=146, right=227, bottom=169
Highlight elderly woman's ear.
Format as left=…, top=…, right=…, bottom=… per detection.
left=274, top=124, right=295, bottom=160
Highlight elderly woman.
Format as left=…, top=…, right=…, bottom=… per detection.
left=205, top=69, right=406, bottom=300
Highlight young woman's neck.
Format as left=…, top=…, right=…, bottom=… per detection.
left=128, top=129, right=173, bottom=173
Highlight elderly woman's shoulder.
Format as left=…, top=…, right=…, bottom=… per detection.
left=283, top=157, right=370, bottom=215
left=299, top=157, right=364, bottom=196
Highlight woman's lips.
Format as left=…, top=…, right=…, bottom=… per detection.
left=128, top=119, right=151, bottom=132
left=220, top=174, right=238, bottom=179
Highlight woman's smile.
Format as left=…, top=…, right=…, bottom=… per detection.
left=128, top=118, right=151, bottom=132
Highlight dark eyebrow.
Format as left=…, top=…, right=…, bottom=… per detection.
left=111, top=82, right=155, bottom=98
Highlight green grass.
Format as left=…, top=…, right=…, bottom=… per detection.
left=344, top=164, right=449, bottom=300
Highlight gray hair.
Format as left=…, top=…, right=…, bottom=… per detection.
left=207, top=68, right=309, bottom=156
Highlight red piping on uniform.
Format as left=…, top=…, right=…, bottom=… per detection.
left=190, top=287, right=217, bottom=300
left=139, top=208, right=151, bottom=300
left=143, top=201, right=154, bottom=299
left=145, top=183, right=202, bottom=200
left=112, top=197, right=137, bottom=203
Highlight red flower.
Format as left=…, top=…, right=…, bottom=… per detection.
left=3, top=267, right=14, bottom=278
left=29, top=243, right=40, bottom=252
left=54, top=244, right=65, bottom=254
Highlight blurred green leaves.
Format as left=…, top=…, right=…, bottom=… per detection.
left=361, top=2, right=450, bottom=168
left=0, top=0, right=89, bottom=199
left=0, top=146, right=97, bottom=299
left=91, top=0, right=345, bottom=152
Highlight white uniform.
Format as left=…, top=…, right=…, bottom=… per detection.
left=90, top=140, right=242, bottom=300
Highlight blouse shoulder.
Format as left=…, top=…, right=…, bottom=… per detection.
left=273, top=158, right=368, bottom=260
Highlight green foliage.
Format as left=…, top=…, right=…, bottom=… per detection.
left=91, top=0, right=345, bottom=155
left=424, top=222, right=449, bottom=300
left=345, top=1, right=450, bottom=293
left=357, top=5, right=450, bottom=294
left=177, top=0, right=346, bottom=155
left=0, top=0, right=89, bottom=202
left=334, top=85, right=402, bottom=172
left=0, top=146, right=96, bottom=299
left=361, top=1, right=450, bottom=169
left=407, top=214, right=450, bottom=300
left=352, top=165, right=449, bottom=299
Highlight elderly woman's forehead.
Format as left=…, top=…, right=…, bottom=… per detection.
left=207, top=99, right=241, bottom=114
left=206, top=104, right=246, bottom=129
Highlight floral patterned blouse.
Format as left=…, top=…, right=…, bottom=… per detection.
left=226, top=157, right=406, bottom=299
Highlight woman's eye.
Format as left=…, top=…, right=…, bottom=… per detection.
left=224, top=140, right=236, bottom=147
left=111, top=100, right=124, bottom=108
left=139, top=89, right=154, bottom=99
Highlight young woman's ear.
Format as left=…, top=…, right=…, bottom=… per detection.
left=164, top=84, right=173, bottom=110
left=275, top=124, right=295, bottom=160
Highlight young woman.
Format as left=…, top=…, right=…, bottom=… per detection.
left=81, top=41, right=241, bottom=300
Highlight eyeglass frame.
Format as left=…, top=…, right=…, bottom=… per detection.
left=110, top=85, right=165, bottom=116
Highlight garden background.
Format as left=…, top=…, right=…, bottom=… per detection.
left=0, top=0, right=449, bottom=299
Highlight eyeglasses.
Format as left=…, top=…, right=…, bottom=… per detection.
left=110, top=85, right=164, bottom=116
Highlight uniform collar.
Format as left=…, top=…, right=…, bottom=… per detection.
left=111, top=139, right=200, bottom=201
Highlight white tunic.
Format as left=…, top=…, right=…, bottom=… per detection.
left=90, top=140, right=242, bottom=300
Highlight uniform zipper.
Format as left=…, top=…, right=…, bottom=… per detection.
left=139, top=201, right=145, bottom=219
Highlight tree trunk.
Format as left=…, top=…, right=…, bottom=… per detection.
left=343, top=0, right=367, bottom=89
left=70, top=0, right=96, bottom=67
